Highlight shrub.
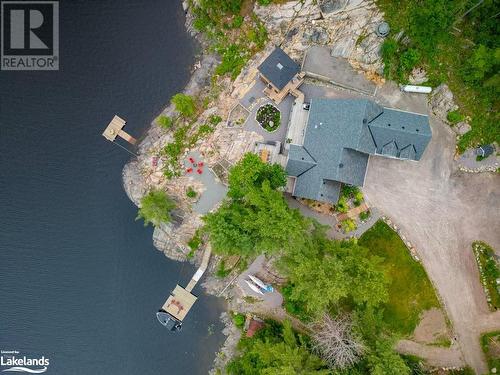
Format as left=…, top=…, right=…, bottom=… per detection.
left=231, top=15, right=243, bottom=29
left=208, top=114, right=222, bottom=126
left=216, top=259, right=231, bottom=278
left=341, top=219, right=357, bottom=233
left=215, top=44, right=249, bottom=80
left=247, top=19, right=268, bottom=50
left=136, top=189, right=176, bottom=227
left=232, top=313, right=246, bottom=328
left=188, top=232, right=202, bottom=250
left=257, top=0, right=272, bottom=5
left=381, top=39, right=398, bottom=79
left=447, top=110, right=464, bottom=124
left=157, top=115, right=173, bottom=129
left=281, top=283, right=310, bottom=322
left=171, top=93, right=196, bottom=118
left=354, top=191, right=364, bottom=207
left=398, top=48, right=420, bottom=80
left=336, top=196, right=348, bottom=213
left=186, top=187, right=197, bottom=198
left=359, top=210, right=371, bottom=221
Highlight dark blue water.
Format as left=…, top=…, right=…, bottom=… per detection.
left=0, top=1, right=225, bottom=374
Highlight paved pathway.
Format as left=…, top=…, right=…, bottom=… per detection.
left=363, top=116, right=500, bottom=374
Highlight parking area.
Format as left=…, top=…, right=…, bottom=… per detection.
left=363, top=117, right=500, bottom=373
left=302, top=46, right=377, bottom=95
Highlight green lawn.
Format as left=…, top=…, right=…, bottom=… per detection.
left=359, top=220, right=440, bottom=336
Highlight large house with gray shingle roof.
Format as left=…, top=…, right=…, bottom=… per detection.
left=286, top=98, right=431, bottom=203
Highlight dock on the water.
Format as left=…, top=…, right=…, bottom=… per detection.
left=157, top=245, right=212, bottom=330
left=161, top=285, right=197, bottom=323
left=102, top=115, right=137, bottom=145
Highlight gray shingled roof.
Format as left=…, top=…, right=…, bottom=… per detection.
left=286, top=98, right=431, bottom=203
left=257, top=47, right=300, bottom=90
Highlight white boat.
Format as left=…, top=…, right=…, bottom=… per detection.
left=248, top=275, right=267, bottom=290
left=244, top=280, right=264, bottom=295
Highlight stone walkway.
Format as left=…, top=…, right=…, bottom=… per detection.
left=362, top=115, right=500, bottom=374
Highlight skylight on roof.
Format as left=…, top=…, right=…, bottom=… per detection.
left=276, top=62, right=283, bottom=70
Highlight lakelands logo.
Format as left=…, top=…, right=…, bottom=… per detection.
left=1, top=1, right=59, bottom=70
left=1, top=351, right=49, bottom=373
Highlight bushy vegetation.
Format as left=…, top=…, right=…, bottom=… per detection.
left=203, top=153, right=304, bottom=257
left=446, top=110, right=464, bottom=124
left=341, top=218, right=357, bottom=233
left=186, top=187, right=197, bottom=198
left=227, top=319, right=329, bottom=374
left=281, top=282, right=310, bottom=322
left=377, top=0, right=500, bottom=150
left=136, top=189, right=176, bottom=227
left=359, top=210, right=371, bottom=221
left=160, top=107, right=221, bottom=178
left=481, top=331, right=500, bottom=371
left=279, top=230, right=389, bottom=317
left=188, top=230, right=202, bottom=251
left=157, top=115, right=173, bottom=129
left=256, top=104, right=281, bottom=132
left=171, top=93, right=196, bottom=118
left=232, top=312, right=246, bottom=329
left=215, top=259, right=232, bottom=278
left=205, top=157, right=437, bottom=374
left=191, top=0, right=268, bottom=80
left=473, top=241, right=500, bottom=309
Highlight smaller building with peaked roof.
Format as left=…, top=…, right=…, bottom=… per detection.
left=258, top=47, right=301, bottom=91
left=286, top=98, right=431, bottom=203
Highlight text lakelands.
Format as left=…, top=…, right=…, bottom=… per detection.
left=1, top=356, right=50, bottom=366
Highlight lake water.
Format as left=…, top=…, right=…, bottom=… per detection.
left=0, top=1, right=225, bottom=374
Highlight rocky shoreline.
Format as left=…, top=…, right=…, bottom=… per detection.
left=120, top=1, right=493, bottom=372
left=120, top=1, right=398, bottom=371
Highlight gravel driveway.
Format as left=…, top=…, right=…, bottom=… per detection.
left=363, top=116, right=500, bottom=373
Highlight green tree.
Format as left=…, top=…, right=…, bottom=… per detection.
left=366, top=338, right=410, bottom=375
left=136, top=189, right=176, bottom=227
left=227, top=153, right=287, bottom=199
left=227, top=320, right=329, bottom=375
left=463, top=45, right=497, bottom=84
left=354, top=308, right=410, bottom=375
left=203, top=181, right=308, bottom=257
left=171, top=93, right=196, bottom=118
left=408, top=0, right=457, bottom=54
left=280, top=238, right=388, bottom=316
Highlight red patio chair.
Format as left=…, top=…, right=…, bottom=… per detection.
left=197, top=169, right=203, bottom=174
left=186, top=168, right=193, bottom=173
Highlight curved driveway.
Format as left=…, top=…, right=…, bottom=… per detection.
left=363, top=116, right=500, bottom=373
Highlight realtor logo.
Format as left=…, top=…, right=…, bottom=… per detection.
left=1, top=1, right=59, bottom=70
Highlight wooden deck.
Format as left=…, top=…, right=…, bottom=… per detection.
left=161, top=285, right=197, bottom=322
left=102, top=115, right=137, bottom=145
left=263, top=72, right=305, bottom=104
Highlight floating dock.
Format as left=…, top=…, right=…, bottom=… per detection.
left=156, top=245, right=212, bottom=331
left=102, top=115, right=137, bottom=145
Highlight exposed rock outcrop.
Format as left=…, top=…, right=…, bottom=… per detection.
left=255, top=0, right=385, bottom=75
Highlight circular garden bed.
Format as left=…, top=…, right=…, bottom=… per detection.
left=256, top=104, right=281, bottom=132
